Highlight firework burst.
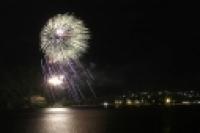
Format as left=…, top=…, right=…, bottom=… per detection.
left=40, top=13, right=95, bottom=103
left=41, top=14, right=89, bottom=63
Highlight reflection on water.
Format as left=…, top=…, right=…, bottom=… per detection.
left=161, top=110, right=172, bottom=133
left=27, top=108, right=106, bottom=133
left=44, top=108, right=71, bottom=113
left=36, top=108, right=73, bottom=133
left=1, top=107, right=200, bottom=133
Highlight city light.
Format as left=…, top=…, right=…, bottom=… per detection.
left=165, top=97, right=171, bottom=104
left=114, top=100, right=123, bottom=108
left=134, top=100, right=140, bottom=104
left=182, top=101, right=191, bottom=105
left=48, top=75, right=64, bottom=86
left=103, top=102, right=109, bottom=107
left=100, top=90, right=200, bottom=107
left=114, top=100, right=123, bottom=105
left=126, top=99, right=133, bottom=105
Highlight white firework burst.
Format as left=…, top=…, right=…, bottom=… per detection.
left=41, top=14, right=90, bottom=62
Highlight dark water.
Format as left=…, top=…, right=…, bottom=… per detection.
left=1, top=106, right=200, bottom=133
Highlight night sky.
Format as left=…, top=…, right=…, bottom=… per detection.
left=0, top=1, right=200, bottom=95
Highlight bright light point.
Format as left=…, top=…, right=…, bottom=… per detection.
left=165, top=97, right=171, bottom=104
left=103, top=102, right=109, bottom=107
left=48, top=75, right=64, bottom=86
left=56, top=28, right=65, bottom=36
left=126, top=99, right=133, bottom=105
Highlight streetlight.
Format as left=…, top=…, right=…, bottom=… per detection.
left=165, top=97, right=171, bottom=105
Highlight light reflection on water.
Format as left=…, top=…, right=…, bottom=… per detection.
left=3, top=107, right=199, bottom=133
left=44, top=108, right=71, bottom=113
left=27, top=108, right=106, bottom=133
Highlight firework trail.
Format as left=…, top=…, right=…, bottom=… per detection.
left=40, top=13, right=95, bottom=103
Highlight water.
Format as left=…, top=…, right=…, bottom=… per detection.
left=1, top=106, right=200, bottom=133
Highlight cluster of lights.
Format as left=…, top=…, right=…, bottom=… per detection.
left=126, top=99, right=133, bottom=105
left=115, top=100, right=123, bottom=105
left=102, top=96, right=200, bottom=108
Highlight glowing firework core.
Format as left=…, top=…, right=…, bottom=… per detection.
left=48, top=75, right=64, bottom=86
left=56, top=28, right=65, bottom=37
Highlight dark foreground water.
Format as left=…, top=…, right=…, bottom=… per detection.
left=1, top=106, right=200, bottom=133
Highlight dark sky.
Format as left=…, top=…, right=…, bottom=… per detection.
left=0, top=0, right=200, bottom=93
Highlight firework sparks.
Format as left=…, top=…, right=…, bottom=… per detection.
left=40, top=13, right=95, bottom=103
left=41, top=14, right=89, bottom=63
left=48, top=75, right=64, bottom=86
